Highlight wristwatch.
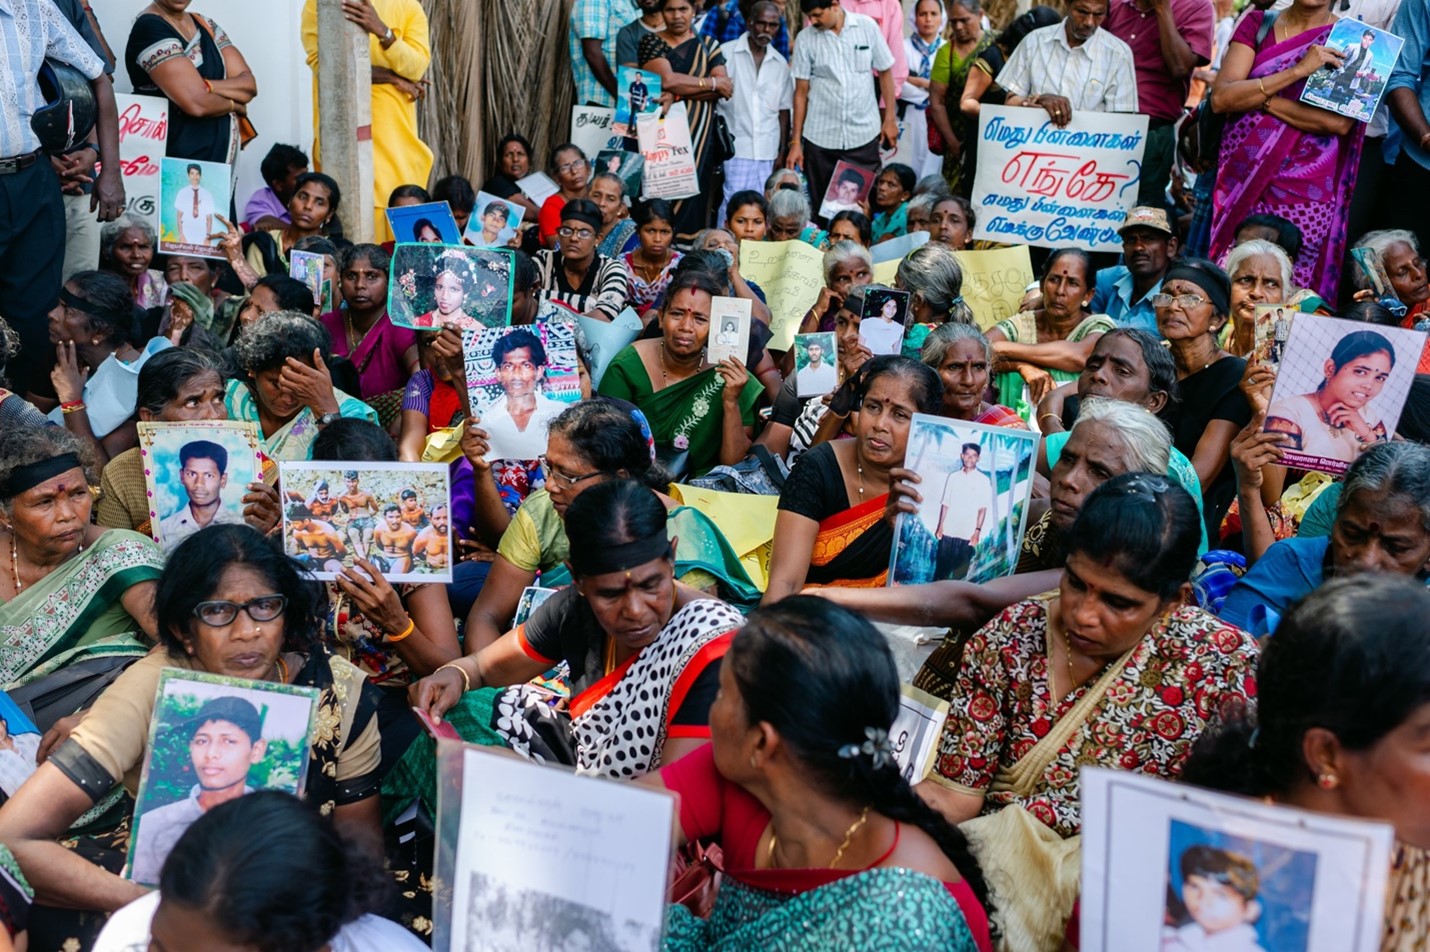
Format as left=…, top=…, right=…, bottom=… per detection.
left=381, top=26, right=394, bottom=44
left=315, top=412, right=342, bottom=427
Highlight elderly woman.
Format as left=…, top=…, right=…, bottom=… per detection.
left=97, top=348, right=280, bottom=538
left=1184, top=576, right=1430, bottom=948
left=921, top=322, right=1024, bottom=427
left=897, top=242, right=975, bottom=328
left=1037, top=327, right=1178, bottom=433
left=407, top=480, right=744, bottom=787
left=124, top=0, right=255, bottom=165
left=533, top=199, right=631, bottom=322
left=590, top=171, right=637, bottom=259
left=225, top=310, right=378, bottom=460
left=1208, top=0, right=1361, bottom=300
left=599, top=270, right=762, bottom=477
left=768, top=187, right=823, bottom=245
left=538, top=143, right=591, bottom=247
left=764, top=356, right=943, bottom=601
left=1224, top=237, right=1297, bottom=355
left=0, top=525, right=384, bottom=949
left=99, top=217, right=168, bottom=311
left=987, top=248, right=1114, bottom=422
left=481, top=133, right=541, bottom=223
left=797, top=240, right=874, bottom=337
left=40, top=271, right=172, bottom=466
left=650, top=598, right=994, bottom=950
left=319, top=243, right=418, bottom=407
left=242, top=172, right=342, bottom=278
left=1220, top=441, right=1430, bottom=636
left=0, top=427, right=161, bottom=698
left=1351, top=229, right=1430, bottom=374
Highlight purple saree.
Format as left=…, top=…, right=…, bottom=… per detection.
left=1209, top=12, right=1365, bottom=300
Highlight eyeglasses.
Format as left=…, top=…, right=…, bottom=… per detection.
left=192, top=594, right=288, bottom=627
left=557, top=226, right=595, bottom=240
left=1151, top=293, right=1209, bottom=311
left=556, top=160, right=587, bottom=174
left=539, top=456, right=604, bottom=489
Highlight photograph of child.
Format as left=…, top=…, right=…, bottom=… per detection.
left=0, top=692, right=40, bottom=798
left=859, top=286, right=910, bottom=356
left=466, top=192, right=522, bottom=248
left=386, top=201, right=463, bottom=245
left=462, top=322, right=581, bottom=461
left=280, top=461, right=452, bottom=582
left=818, top=161, right=875, bottom=220
left=389, top=244, right=514, bottom=331
left=1263, top=316, right=1425, bottom=474
left=127, top=672, right=320, bottom=886
left=794, top=332, right=839, bottom=396
left=289, top=249, right=325, bottom=305
left=138, top=422, right=263, bottom=554
left=158, top=157, right=230, bottom=259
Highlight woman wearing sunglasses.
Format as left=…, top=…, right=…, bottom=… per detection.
left=0, top=525, right=386, bottom=949
left=460, top=400, right=759, bottom=655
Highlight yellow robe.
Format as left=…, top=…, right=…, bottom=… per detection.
left=301, top=0, right=434, bottom=240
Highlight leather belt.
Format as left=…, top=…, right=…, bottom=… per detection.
left=0, top=150, right=42, bottom=175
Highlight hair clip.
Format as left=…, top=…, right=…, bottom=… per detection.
left=837, top=726, right=894, bottom=770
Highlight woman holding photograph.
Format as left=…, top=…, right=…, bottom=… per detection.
left=242, top=173, right=342, bottom=278
left=1184, top=575, right=1430, bottom=948
left=0, top=525, right=385, bottom=950
left=226, top=311, right=378, bottom=460
left=920, top=323, right=1025, bottom=429
left=412, top=250, right=484, bottom=330
left=1264, top=329, right=1397, bottom=465
left=764, top=357, right=942, bottom=602
left=622, top=199, right=683, bottom=316
left=649, top=597, right=994, bottom=951
left=482, top=133, right=541, bottom=224
left=320, top=243, right=419, bottom=410
left=599, top=271, right=763, bottom=477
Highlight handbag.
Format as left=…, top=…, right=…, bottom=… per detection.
left=712, top=112, right=736, bottom=165
left=193, top=14, right=258, bottom=149
left=667, top=840, right=724, bottom=918
left=1191, top=10, right=1278, bottom=167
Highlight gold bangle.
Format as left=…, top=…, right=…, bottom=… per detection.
left=435, top=661, right=471, bottom=693
left=1038, top=412, right=1060, bottom=426
left=1258, top=78, right=1267, bottom=97
left=61, top=402, right=87, bottom=415
left=386, top=616, right=416, bottom=643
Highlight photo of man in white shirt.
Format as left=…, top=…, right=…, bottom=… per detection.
left=174, top=163, right=217, bottom=248
left=932, top=442, right=993, bottom=580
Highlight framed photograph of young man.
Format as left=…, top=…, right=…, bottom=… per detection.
left=138, top=421, right=263, bottom=554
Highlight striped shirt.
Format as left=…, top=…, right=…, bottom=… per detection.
left=996, top=21, right=1140, bottom=114
left=0, top=0, right=104, bottom=156
left=569, top=0, right=641, bottom=107
left=790, top=10, right=896, bottom=150
left=534, top=249, right=631, bottom=321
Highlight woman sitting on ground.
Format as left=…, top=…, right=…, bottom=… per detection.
left=921, top=322, right=1025, bottom=428
left=1181, top=575, right=1430, bottom=949
left=404, top=480, right=745, bottom=794
left=226, top=310, right=378, bottom=460
left=0, top=525, right=384, bottom=949
left=827, top=210, right=873, bottom=249
left=319, top=243, right=419, bottom=409
left=650, top=597, right=994, bottom=951
left=538, top=143, right=592, bottom=247
left=0, top=427, right=161, bottom=703
left=623, top=199, right=683, bottom=316
left=98, top=216, right=168, bottom=311
left=764, top=356, right=943, bottom=601
left=796, top=240, right=874, bottom=337
left=532, top=199, right=631, bottom=321
left=92, top=792, right=426, bottom=952
left=590, top=171, right=637, bottom=259
left=242, top=172, right=342, bottom=278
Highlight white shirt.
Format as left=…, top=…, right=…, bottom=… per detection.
left=0, top=0, right=104, bottom=156
left=997, top=21, right=1140, bottom=113
left=859, top=317, right=904, bottom=355
left=175, top=184, right=217, bottom=245
left=795, top=360, right=838, bottom=395
left=790, top=10, right=897, bottom=150
left=718, top=35, right=793, bottom=161
left=479, top=390, right=567, bottom=461
left=48, top=337, right=173, bottom=437
left=1161, top=921, right=1268, bottom=952
left=936, top=467, right=993, bottom=540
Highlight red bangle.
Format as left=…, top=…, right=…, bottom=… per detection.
left=60, top=400, right=86, bottom=412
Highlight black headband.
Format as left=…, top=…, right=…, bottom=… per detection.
left=58, top=287, right=130, bottom=328
left=570, top=530, right=672, bottom=577
left=1162, top=264, right=1230, bottom=319
left=0, top=453, right=84, bottom=499
left=560, top=206, right=604, bottom=233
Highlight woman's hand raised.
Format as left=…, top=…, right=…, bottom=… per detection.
left=281, top=348, right=341, bottom=417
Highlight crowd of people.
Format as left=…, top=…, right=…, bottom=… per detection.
left=3, top=0, right=1430, bottom=948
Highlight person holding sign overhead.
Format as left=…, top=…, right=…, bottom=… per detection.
left=996, top=0, right=1140, bottom=123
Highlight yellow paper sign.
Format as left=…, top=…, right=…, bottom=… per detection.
left=739, top=239, right=825, bottom=350
left=954, top=246, right=1035, bottom=330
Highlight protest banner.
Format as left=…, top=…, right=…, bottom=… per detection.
left=738, top=238, right=825, bottom=350
left=971, top=106, right=1149, bottom=252
left=115, top=94, right=168, bottom=232
left=638, top=102, right=700, bottom=200
left=570, top=105, right=616, bottom=162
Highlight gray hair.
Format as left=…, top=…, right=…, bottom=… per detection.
left=921, top=321, right=992, bottom=368
left=692, top=227, right=735, bottom=250
left=1225, top=239, right=1295, bottom=296
left=907, top=193, right=940, bottom=220
left=0, top=426, right=95, bottom=512
left=1338, top=441, right=1430, bottom=533
left=768, top=187, right=810, bottom=225
left=897, top=243, right=974, bottom=324
left=913, top=174, right=952, bottom=198
left=1352, top=229, right=1421, bottom=290
left=234, top=310, right=332, bottom=374
left=1070, top=397, right=1172, bottom=475
left=99, top=215, right=157, bottom=267
left=822, top=240, right=873, bottom=284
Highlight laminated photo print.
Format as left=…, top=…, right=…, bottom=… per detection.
left=859, top=286, right=909, bottom=356
left=1262, top=315, right=1426, bottom=474
left=793, top=332, right=839, bottom=397
left=137, top=421, right=263, bottom=554
left=1300, top=19, right=1404, bottom=124
left=818, top=160, right=875, bottom=221
left=0, top=691, right=40, bottom=798
left=1350, top=246, right=1408, bottom=318
left=126, top=670, right=321, bottom=886
left=706, top=296, right=752, bottom=366
left=279, top=461, right=453, bottom=582
left=386, top=201, right=463, bottom=245
left=158, top=157, right=231, bottom=259
left=595, top=149, right=646, bottom=199
left=389, top=243, right=514, bottom=331
left=613, top=66, right=663, bottom=137
left=289, top=249, right=325, bottom=306
left=465, top=192, right=523, bottom=248
left=889, top=414, right=1040, bottom=586
left=1249, top=304, right=1292, bottom=371
left=1081, top=769, right=1395, bottom=952
left=514, top=586, right=559, bottom=626
left=462, top=321, right=581, bottom=461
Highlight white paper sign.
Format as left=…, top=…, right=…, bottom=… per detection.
left=890, top=684, right=949, bottom=783
left=571, top=105, right=617, bottom=164
left=517, top=171, right=560, bottom=207
left=971, top=106, right=1149, bottom=252
left=1081, top=768, right=1394, bottom=952
left=706, top=296, right=751, bottom=366
left=638, top=102, right=700, bottom=201
left=437, top=744, right=674, bottom=952
left=114, top=93, right=169, bottom=232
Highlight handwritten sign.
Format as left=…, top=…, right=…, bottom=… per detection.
left=971, top=106, right=1148, bottom=253
left=115, top=93, right=169, bottom=232
left=956, top=246, right=1036, bottom=330
left=739, top=238, right=825, bottom=350
left=570, top=105, right=616, bottom=163
left=637, top=102, right=699, bottom=201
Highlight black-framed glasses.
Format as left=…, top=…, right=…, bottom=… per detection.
left=192, top=594, right=288, bottom=627
left=1151, top=292, right=1209, bottom=311
left=538, top=456, right=604, bottom=489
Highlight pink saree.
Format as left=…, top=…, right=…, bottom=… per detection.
left=1209, top=13, right=1365, bottom=301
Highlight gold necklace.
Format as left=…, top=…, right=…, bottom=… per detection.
left=767, top=805, right=871, bottom=869
left=274, top=655, right=290, bottom=683
left=855, top=459, right=865, bottom=498
left=1061, top=631, right=1076, bottom=700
